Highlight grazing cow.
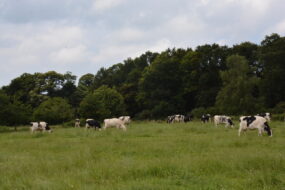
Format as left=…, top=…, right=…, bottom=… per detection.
left=214, top=115, right=234, bottom=128
left=30, top=121, right=52, bottom=133
left=75, top=119, right=80, bottom=128
left=167, top=115, right=185, bottom=123
left=201, top=114, right=211, bottom=123
left=103, top=118, right=127, bottom=131
left=257, top=112, right=271, bottom=121
left=119, top=116, right=131, bottom=125
left=85, top=119, right=101, bottom=130
left=238, top=116, right=272, bottom=136
left=39, top=121, right=52, bottom=133
left=184, top=114, right=193, bottom=122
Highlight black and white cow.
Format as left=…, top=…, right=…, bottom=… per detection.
left=167, top=115, right=185, bottom=123
left=85, top=119, right=101, bottom=130
left=184, top=114, right=193, bottom=122
left=201, top=114, right=211, bottom=123
left=257, top=112, right=271, bottom=122
left=238, top=116, right=272, bottom=136
left=214, top=115, right=234, bottom=128
left=75, top=119, right=80, bottom=128
left=30, top=121, right=52, bottom=133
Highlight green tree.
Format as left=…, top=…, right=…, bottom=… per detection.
left=33, top=97, right=74, bottom=124
left=0, top=92, right=32, bottom=129
left=259, top=33, right=285, bottom=107
left=79, top=86, right=125, bottom=120
left=216, top=55, right=261, bottom=114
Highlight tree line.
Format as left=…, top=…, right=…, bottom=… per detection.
left=0, top=33, right=285, bottom=127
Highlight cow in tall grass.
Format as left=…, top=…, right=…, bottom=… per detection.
left=201, top=114, right=211, bottom=123
left=214, top=115, right=234, bottom=128
left=85, top=119, right=101, bottom=130
left=238, top=116, right=272, bottom=137
left=103, top=118, right=127, bottom=131
left=75, top=119, right=80, bottom=128
left=167, top=115, right=185, bottom=123
left=30, top=121, right=52, bottom=133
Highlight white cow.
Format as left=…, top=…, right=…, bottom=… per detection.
left=214, top=115, right=234, bottom=128
left=119, top=116, right=131, bottom=125
left=238, top=116, right=272, bottom=137
left=103, top=118, right=127, bottom=131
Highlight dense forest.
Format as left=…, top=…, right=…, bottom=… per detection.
left=1, top=33, right=285, bottom=126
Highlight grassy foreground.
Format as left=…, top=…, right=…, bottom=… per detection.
left=0, top=121, right=285, bottom=190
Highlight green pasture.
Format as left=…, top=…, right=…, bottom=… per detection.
left=0, top=121, right=285, bottom=190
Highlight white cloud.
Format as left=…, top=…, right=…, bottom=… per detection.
left=92, top=0, right=125, bottom=12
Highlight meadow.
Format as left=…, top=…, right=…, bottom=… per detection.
left=0, top=121, right=285, bottom=190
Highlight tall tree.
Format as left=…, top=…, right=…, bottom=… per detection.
left=259, top=33, right=285, bottom=107
left=216, top=55, right=261, bottom=114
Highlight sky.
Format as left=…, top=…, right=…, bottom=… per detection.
left=0, top=0, right=285, bottom=87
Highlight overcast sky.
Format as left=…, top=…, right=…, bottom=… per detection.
left=0, top=0, right=285, bottom=87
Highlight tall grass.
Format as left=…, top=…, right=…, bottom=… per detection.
left=0, top=121, right=284, bottom=189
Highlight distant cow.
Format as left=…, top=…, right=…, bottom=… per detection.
left=184, top=114, right=193, bottom=122
left=119, top=116, right=131, bottom=125
left=85, top=119, right=101, bottom=130
left=167, top=115, right=185, bottom=123
left=201, top=114, right=211, bottom=123
left=30, top=121, right=52, bottom=133
left=238, top=116, right=272, bottom=137
left=214, top=115, right=234, bottom=128
left=75, top=119, right=80, bottom=128
left=257, top=113, right=271, bottom=121
left=103, top=118, right=127, bottom=131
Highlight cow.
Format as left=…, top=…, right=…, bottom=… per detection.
left=184, top=114, right=193, bottom=122
left=257, top=112, right=271, bottom=122
left=238, top=116, right=272, bottom=137
left=30, top=121, right=52, bottom=133
left=39, top=121, right=52, bottom=133
left=103, top=118, right=127, bottom=131
left=167, top=115, right=185, bottom=123
left=201, top=114, right=211, bottom=123
left=214, top=115, right=234, bottom=128
left=85, top=119, right=101, bottom=130
left=75, top=119, right=80, bottom=128
left=119, top=116, right=131, bottom=125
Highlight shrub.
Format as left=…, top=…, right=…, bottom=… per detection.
left=33, top=97, right=74, bottom=124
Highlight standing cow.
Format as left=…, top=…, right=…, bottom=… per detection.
left=103, top=118, right=127, bottom=131
left=201, top=114, right=211, bottom=123
left=30, top=121, right=52, bottom=133
left=238, top=116, right=272, bottom=136
left=85, top=119, right=101, bottom=130
left=167, top=115, right=185, bottom=123
left=75, top=119, right=80, bottom=128
left=214, top=115, right=234, bottom=128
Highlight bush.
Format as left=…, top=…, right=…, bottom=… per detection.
left=79, top=85, right=126, bottom=120
left=33, top=97, right=74, bottom=124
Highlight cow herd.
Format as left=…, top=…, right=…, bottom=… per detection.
left=30, top=113, right=273, bottom=137
left=167, top=112, right=272, bottom=137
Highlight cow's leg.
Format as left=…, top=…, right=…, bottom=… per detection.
left=121, top=124, right=127, bottom=131
left=258, top=128, right=262, bottom=136
left=238, top=125, right=243, bottom=136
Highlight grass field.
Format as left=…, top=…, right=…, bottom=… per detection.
left=0, top=121, right=285, bottom=190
